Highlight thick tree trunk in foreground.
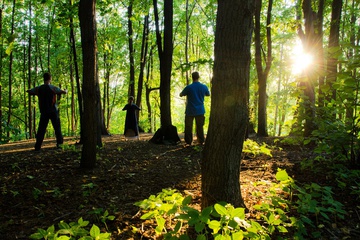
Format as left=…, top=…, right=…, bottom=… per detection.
left=79, top=0, right=97, bottom=169
left=153, top=0, right=172, bottom=127
left=201, top=0, right=254, bottom=209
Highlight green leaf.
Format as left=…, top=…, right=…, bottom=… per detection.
left=174, top=221, right=182, bottom=232
left=89, top=224, right=101, bottom=237
left=74, top=228, right=89, bottom=236
left=47, top=225, right=55, bottom=234
left=155, top=217, right=165, bottom=234
left=275, top=169, right=289, bottom=181
left=182, top=195, right=192, bottom=205
left=78, top=217, right=89, bottom=227
left=228, top=219, right=239, bottom=229
left=319, top=211, right=330, bottom=220
left=196, top=234, right=207, bottom=240
left=232, top=208, right=245, bottom=219
left=58, top=221, right=70, bottom=229
left=201, top=206, right=213, bottom=217
left=214, top=203, right=228, bottom=216
left=141, top=211, right=155, bottom=219
left=29, top=232, right=44, bottom=240
left=57, top=229, right=74, bottom=236
left=277, top=225, right=288, bottom=233
left=57, top=236, right=71, bottom=240
left=231, top=231, right=244, bottom=240
left=179, top=234, right=191, bottom=240
left=195, top=222, right=205, bottom=233
left=98, top=232, right=111, bottom=239
left=208, top=220, right=221, bottom=233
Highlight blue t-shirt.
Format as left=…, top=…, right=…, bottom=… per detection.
left=180, top=82, right=210, bottom=116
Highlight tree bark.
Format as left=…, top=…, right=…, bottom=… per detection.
left=0, top=6, right=2, bottom=138
left=255, top=0, right=272, bottom=137
left=326, top=0, right=342, bottom=104
left=201, top=0, right=254, bottom=209
left=7, top=0, right=16, bottom=139
left=127, top=1, right=135, bottom=97
left=69, top=0, right=83, bottom=139
left=27, top=0, right=33, bottom=138
left=346, top=0, right=356, bottom=123
left=79, top=0, right=98, bottom=169
left=136, top=14, right=150, bottom=122
left=154, top=0, right=173, bottom=128
left=297, top=0, right=323, bottom=137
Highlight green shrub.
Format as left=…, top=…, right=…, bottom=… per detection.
left=135, top=169, right=346, bottom=239
left=30, top=217, right=111, bottom=240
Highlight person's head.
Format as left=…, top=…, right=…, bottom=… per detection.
left=192, top=71, right=200, bottom=82
left=128, top=96, right=134, bottom=103
left=43, top=73, right=52, bottom=83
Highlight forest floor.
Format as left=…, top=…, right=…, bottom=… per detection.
left=0, top=133, right=359, bottom=239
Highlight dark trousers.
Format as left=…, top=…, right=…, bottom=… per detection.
left=184, top=115, right=205, bottom=145
left=35, top=111, right=63, bottom=150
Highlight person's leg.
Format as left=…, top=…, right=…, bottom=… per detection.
left=35, top=114, right=49, bottom=150
left=195, top=115, right=205, bottom=144
left=50, top=111, right=63, bottom=147
left=184, top=115, right=194, bottom=145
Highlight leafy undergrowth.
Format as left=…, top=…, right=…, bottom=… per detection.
left=0, top=134, right=359, bottom=239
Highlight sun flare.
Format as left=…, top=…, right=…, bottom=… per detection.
left=291, top=41, right=313, bottom=75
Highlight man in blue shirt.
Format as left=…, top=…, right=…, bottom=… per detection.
left=180, top=71, right=210, bottom=145
left=27, top=73, right=67, bottom=151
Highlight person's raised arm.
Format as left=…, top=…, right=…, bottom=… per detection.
left=27, top=89, right=37, bottom=95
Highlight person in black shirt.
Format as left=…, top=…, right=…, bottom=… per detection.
left=122, top=96, right=141, bottom=140
left=27, top=73, right=67, bottom=150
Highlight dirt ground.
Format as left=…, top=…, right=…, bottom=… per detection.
left=0, top=133, right=359, bottom=239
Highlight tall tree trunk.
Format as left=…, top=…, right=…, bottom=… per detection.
left=79, top=0, right=98, bottom=169
left=46, top=5, right=55, bottom=71
left=69, top=0, right=83, bottom=139
left=136, top=14, right=150, bottom=122
left=102, top=46, right=118, bottom=131
left=0, top=5, right=3, bottom=139
left=96, top=68, right=108, bottom=137
left=297, top=0, right=323, bottom=137
left=255, top=0, right=272, bottom=137
left=345, top=0, right=356, bottom=123
left=96, top=77, right=107, bottom=138
left=103, top=52, right=111, bottom=129
left=202, top=0, right=254, bottom=209
left=22, top=45, right=27, bottom=137
left=27, top=0, right=33, bottom=138
left=69, top=62, right=75, bottom=134
left=154, top=0, right=173, bottom=128
left=7, top=0, right=16, bottom=139
left=145, top=46, right=158, bottom=133
left=127, top=1, right=135, bottom=97
left=326, top=0, right=343, bottom=104
left=185, top=0, right=190, bottom=84
left=316, top=0, right=325, bottom=109
left=274, top=44, right=283, bottom=136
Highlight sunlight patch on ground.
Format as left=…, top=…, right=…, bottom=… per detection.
left=0, top=138, right=72, bottom=154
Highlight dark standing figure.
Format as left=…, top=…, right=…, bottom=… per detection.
left=27, top=73, right=67, bottom=150
left=122, top=96, right=141, bottom=140
left=180, top=71, right=210, bottom=145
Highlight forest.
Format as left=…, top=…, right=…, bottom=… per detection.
left=1, top=0, right=360, bottom=239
